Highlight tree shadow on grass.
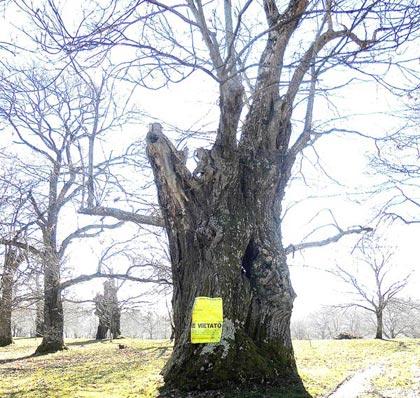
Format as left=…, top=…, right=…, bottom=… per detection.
left=0, top=354, right=36, bottom=365
left=65, top=339, right=172, bottom=351
left=137, top=345, right=172, bottom=352
left=65, top=339, right=103, bottom=347
left=376, top=339, right=409, bottom=349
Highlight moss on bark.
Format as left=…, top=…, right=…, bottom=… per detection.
left=163, top=329, right=303, bottom=392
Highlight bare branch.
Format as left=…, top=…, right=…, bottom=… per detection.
left=59, top=221, right=124, bottom=258
left=78, top=206, right=164, bottom=228
left=285, top=225, right=372, bottom=255
left=59, top=271, right=171, bottom=291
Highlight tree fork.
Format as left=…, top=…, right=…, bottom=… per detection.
left=146, top=124, right=308, bottom=395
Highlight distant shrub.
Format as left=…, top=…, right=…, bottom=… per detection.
left=335, top=332, right=362, bottom=340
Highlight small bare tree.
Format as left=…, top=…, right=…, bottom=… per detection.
left=334, top=238, right=410, bottom=339
left=292, top=306, right=372, bottom=340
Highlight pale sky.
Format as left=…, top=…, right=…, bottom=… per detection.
left=1, top=1, right=419, bottom=321
left=62, top=68, right=419, bottom=320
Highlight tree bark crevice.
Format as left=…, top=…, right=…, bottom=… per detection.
left=147, top=122, right=304, bottom=393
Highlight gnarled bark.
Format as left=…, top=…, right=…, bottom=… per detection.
left=96, top=323, right=108, bottom=340
left=146, top=123, right=307, bottom=394
left=34, top=162, right=65, bottom=355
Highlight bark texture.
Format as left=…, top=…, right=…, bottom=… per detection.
left=35, top=303, right=44, bottom=337
left=96, top=322, right=108, bottom=340
left=146, top=121, right=305, bottom=393
left=0, top=247, right=24, bottom=347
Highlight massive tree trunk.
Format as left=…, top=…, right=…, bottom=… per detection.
left=105, top=280, right=121, bottom=339
left=94, top=292, right=108, bottom=340
left=145, top=5, right=309, bottom=391
left=112, top=309, right=121, bottom=340
left=96, top=323, right=108, bottom=340
left=35, top=249, right=64, bottom=354
left=145, top=4, right=311, bottom=393
left=146, top=122, right=307, bottom=394
left=0, top=247, right=23, bottom=347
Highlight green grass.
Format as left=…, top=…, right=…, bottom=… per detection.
left=0, top=338, right=170, bottom=398
left=294, top=339, right=419, bottom=397
left=367, top=340, right=420, bottom=397
left=0, top=338, right=418, bottom=397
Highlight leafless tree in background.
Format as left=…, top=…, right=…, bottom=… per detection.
left=0, top=67, right=131, bottom=353
left=18, top=0, right=420, bottom=392
left=0, top=246, right=26, bottom=346
left=291, top=306, right=374, bottom=340
left=333, top=237, right=411, bottom=339
left=94, top=279, right=121, bottom=340
left=292, top=298, right=420, bottom=340
left=0, top=166, right=36, bottom=346
left=383, top=297, right=420, bottom=338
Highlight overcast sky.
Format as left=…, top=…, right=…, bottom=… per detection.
left=61, top=67, right=419, bottom=319
left=1, top=1, right=419, bottom=321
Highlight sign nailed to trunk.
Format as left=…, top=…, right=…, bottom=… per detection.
left=191, top=297, right=223, bottom=344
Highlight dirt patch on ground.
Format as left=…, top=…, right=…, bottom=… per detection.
left=325, top=363, right=384, bottom=398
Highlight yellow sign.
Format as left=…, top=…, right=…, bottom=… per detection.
left=191, top=297, right=223, bottom=344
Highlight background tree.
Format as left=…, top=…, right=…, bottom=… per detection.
left=23, top=0, right=420, bottom=393
left=0, top=246, right=25, bottom=346
left=94, top=279, right=121, bottom=340
left=333, top=238, right=411, bottom=339
left=62, top=302, right=97, bottom=339
left=0, top=66, right=130, bottom=353
left=291, top=306, right=373, bottom=340
left=0, top=165, right=36, bottom=346
left=383, top=297, right=420, bottom=338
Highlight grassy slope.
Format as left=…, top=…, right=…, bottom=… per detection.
left=295, top=339, right=419, bottom=397
left=0, top=338, right=418, bottom=398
